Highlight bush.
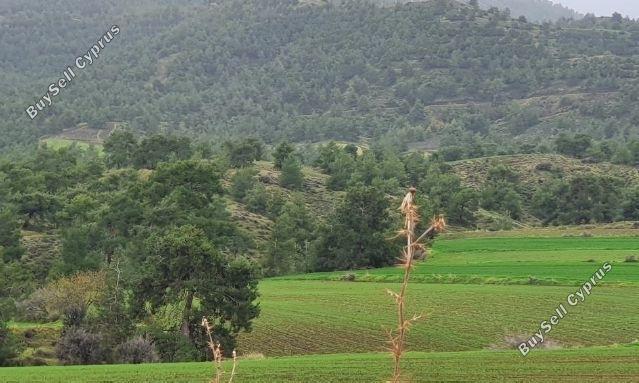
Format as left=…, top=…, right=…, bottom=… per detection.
left=0, top=321, right=19, bottom=366
left=148, top=330, right=198, bottom=363
left=115, top=336, right=159, bottom=364
left=55, top=328, right=104, bottom=365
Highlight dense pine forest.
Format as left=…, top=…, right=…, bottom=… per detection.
left=1, top=0, right=638, bottom=155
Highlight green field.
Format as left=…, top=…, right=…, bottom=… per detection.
left=238, top=280, right=639, bottom=356
left=6, top=234, right=639, bottom=381
left=276, top=237, right=639, bottom=285
left=40, top=138, right=103, bottom=153
left=1, top=347, right=638, bottom=383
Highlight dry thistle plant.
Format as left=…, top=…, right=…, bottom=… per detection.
left=387, top=188, right=446, bottom=383
left=202, top=317, right=238, bottom=383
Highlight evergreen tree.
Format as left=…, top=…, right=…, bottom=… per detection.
left=133, top=226, right=259, bottom=347
left=273, top=141, right=295, bottom=170
left=280, top=157, right=304, bottom=190
left=314, top=186, right=397, bottom=271
left=0, top=210, right=24, bottom=263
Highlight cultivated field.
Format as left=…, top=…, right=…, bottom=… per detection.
left=6, top=233, right=639, bottom=381
left=1, top=347, right=638, bottom=383
left=276, top=236, right=639, bottom=285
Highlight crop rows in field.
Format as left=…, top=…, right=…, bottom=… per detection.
left=238, top=280, right=639, bottom=356
left=1, top=347, right=637, bottom=383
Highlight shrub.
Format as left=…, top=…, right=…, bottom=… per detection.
left=55, top=328, right=104, bottom=365
left=114, top=336, right=159, bottom=364
left=148, top=330, right=198, bottom=363
left=0, top=321, right=19, bottom=366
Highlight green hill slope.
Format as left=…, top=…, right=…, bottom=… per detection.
left=1, top=0, right=638, bottom=152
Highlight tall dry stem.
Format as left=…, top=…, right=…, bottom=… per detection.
left=202, top=317, right=238, bottom=383
left=387, top=188, right=446, bottom=383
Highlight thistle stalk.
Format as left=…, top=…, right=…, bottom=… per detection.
left=388, top=188, right=446, bottom=383
left=202, top=317, right=238, bottom=383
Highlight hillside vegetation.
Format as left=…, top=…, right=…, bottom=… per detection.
left=1, top=0, right=639, bottom=153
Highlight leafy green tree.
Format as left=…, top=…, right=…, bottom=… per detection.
left=230, top=167, right=258, bottom=201
left=531, top=181, right=563, bottom=225
left=264, top=198, right=316, bottom=275
left=316, top=142, right=343, bottom=173
left=622, top=187, right=639, bottom=220
left=131, top=135, right=193, bottom=169
left=314, top=186, right=397, bottom=271
left=280, top=157, right=304, bottom=190
left=133, top=226, right=259, bottom=346
left=104, top=130, right=138, bottom=168
left=0, top=262, right=18, bottom=366
left=224, top=139, right=264, bottom=168
left=555, top=134, right=592, bottom=159
left=56, top=226, right=102, bottom=276
left=15, top=191, right=60, bottom=229
left=448, top=188, right=480, bottom=227
left=481, top=182, right=522, bottom=220
left=0, top=210, right=24, bottom=263
left=273, top=141, right=295, bottom=170
left=327, top=152, right=356, bottom=191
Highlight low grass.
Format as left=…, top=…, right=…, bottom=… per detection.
left=1, top=347, right=637, bottom=383
left=238, top=280, right=639, bottom=356
left=277, top=236, right=639, bottom=285
left=40, top=138, right=103, bottom=153
left=7, top=321, right=62, bottom=330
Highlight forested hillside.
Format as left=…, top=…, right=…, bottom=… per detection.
left=477, top=0, right=581, bottom=21
left=373, top=0, right=581, bottom=22
left=0, top=0, right=638, bottom=155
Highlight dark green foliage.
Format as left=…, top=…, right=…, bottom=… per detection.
left=104, top=132, right=193, bottom=170
left=314, top=186, right=397, bottom=271
left=104, top=130, right=138, bottom=168
left=224, top=139, right=264, bottom=168
left=133, top=226, right=259, bottom=345
left=56, top=226, right=102, bottom=276
left=146, top=330, right=198, bottom=363
left=555, top=134, right=593, bottom=159
left=0, top=0, right=637, bottom=153
left=230, top=167, right=258, bottom=201
left=0, top=263, right=18, bottom=366
left=0, top=210, right=24, bottom=263
left=132, top=135, right=193, bottom=170
left=0, top=320, right=18, bottom=366
left=479, top=164, right=523, bottom=219
left=532, top=175, right=623, bottom=225
left=280, top=157, right=304, bottom=190
left=264, top=198, right=316, bottom=275
left=273, top=141, right=295, bottom=170
left=622, top=187, right=639, bottom=220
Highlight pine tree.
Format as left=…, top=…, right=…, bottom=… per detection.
left=280, top=157, right=304, bottom=190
